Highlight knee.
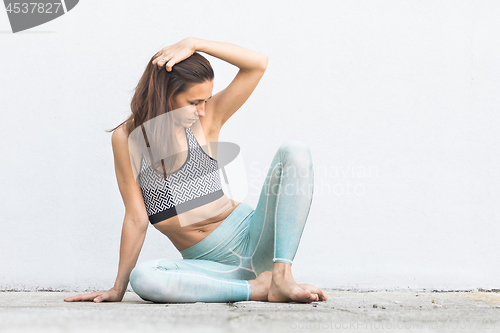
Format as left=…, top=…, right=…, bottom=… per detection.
left=130, top=260, right=150, bottom=286
left=278, top=140, right=313, bottom=170
left=279, top=140, right=311, bottom=157
left=129, top=261, right=156, bottom=301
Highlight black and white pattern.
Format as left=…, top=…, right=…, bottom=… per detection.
left=138, top=126, right=224, bottom=222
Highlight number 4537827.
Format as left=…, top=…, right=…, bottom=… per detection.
left=6, top=3, right=62, bottom=14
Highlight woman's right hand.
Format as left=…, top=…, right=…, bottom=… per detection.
left=152, top=37, right=199, bottom=72
left=64, top=287, right=124, bottom=303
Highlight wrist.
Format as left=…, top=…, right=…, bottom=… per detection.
left=193, top=37, right=207, bottom=53
left=113, top=282, right=128, bottom=295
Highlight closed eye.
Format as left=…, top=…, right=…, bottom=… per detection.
left=190, top=95, right=212, bottom=105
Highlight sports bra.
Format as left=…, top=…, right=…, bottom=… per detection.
left=138, top=126, right=224, bottom=224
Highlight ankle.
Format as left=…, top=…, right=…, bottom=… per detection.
left=249, top=279, right=268, bottom=301
left=249, top=279, right=259, bottom=289
left=272, top=262, right=293, bottom=279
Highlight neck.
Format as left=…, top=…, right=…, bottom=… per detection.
left=175, top=125, right=185, bottom=137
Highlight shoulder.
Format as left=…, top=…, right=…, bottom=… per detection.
left=111, top=123, right=138, bottom=162
left=111, top=123, right=136, bottom=173
left=111, top=123, right=129, bottom=150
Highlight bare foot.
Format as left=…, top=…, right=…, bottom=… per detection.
left=248, top=269, right=328, bottom=303
left=249, top=271, right=273, bottom=301
left=298, top=283, right=328, bottom=301
left=268, top=265, right=317, bottom=303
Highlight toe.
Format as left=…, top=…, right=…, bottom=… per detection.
left=298, top=289, right=314, bottom=303
left=298, top=283, right=324, bottom=301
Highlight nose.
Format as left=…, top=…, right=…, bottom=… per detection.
left=195, top=104, right=206, bottom=117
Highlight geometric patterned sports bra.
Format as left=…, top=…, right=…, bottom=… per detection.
left=138, top=126, right=224, bottom=224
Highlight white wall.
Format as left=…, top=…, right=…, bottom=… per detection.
left=1, top=0, right=498, bottom=292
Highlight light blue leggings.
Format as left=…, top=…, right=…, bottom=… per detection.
left=129, top=140, right=314, bottom=303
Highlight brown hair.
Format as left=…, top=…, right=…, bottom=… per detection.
left=106, top=51, right=214, bottom=176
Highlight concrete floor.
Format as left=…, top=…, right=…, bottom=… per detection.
left=0, top=291, right=499, bottom=333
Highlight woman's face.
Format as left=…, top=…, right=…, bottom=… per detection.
left=171, top=80, right=214, bottom=127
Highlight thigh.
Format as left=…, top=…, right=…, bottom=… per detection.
left=133, top=258, right=255, bottom=281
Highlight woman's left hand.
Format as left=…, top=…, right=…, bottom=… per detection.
left=152, top=37, right=199, bottom=72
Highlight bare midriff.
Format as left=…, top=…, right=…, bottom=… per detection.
left=152, top=195, right=241, bottom=252
left=149, top=118, right=243, bottom=252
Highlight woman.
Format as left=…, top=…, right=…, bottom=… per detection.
left=64, top=37, right=328, bottom=303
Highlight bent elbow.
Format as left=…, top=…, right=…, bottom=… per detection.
left=124, top=213, right=149, bottom=231
left=259, top=54, right=268, bottom=70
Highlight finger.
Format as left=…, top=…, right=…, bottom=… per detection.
left=151, top=56, right=159, bottom=66
left=153, top=48, right=168, bottom=63
left=64, top=296, right=79, bottom=302
left=152, top=51, right=163, bottom=65
left=82, top=292, right=103, bottom=302
left=153, top=56, right=163, bottom=66
left=152, top=54, right=163, bottom=66
left=157, top=56, right=170, bottom=67
left=94, top=293, right=108, bottom=303
left=165, top=58, right=177, bottom=72
left=64, top=293, right=89, bottom=302
left=65, top=292, right=98, bottom=302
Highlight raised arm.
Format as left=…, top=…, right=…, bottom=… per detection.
left=64, top=125, right=149, bottom=302
left=152, top=37, right=268, bottom=131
